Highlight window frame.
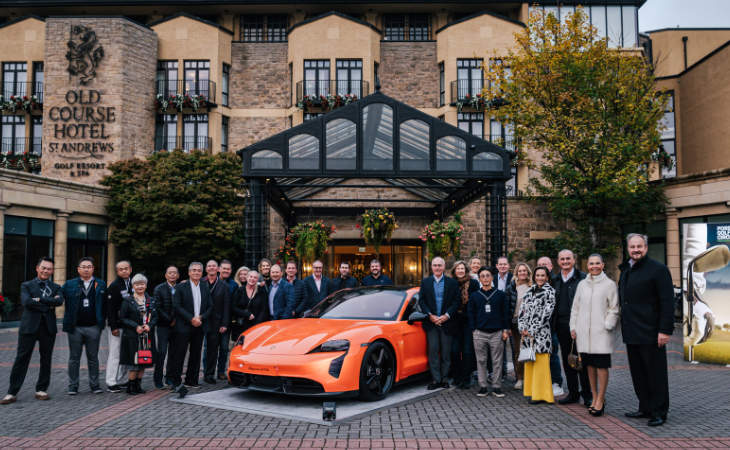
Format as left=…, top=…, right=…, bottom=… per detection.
left=241, top=14, right=288, bottom=42
left=182, top=113, right=209, bottom=152
left=303, top=59, right=330, bottom=97
left=457, top=112, right=484, bottom=139
left=183, top=60, right=210, bottom=98
left=456, top=58, right=484, bottom=100
left=383, top=14, right=431, bottom=41
left=1, top=115, right=26, bottom=155
left=2, top=62, right=28, bottom=98
left=221, top=63, right=230, bottom=106
left=154, top=114, right=178, bottom=151
left=221, top=115, right=229, bottom=152
left=156, top=60, right=178, bottom=97
left=335, top=59, right=363, bottom=97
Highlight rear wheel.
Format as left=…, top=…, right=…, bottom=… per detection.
left=358, top=341, right=395, bottom=401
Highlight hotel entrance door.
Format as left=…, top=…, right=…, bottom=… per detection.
left=325, top=241, right=423, bottom=287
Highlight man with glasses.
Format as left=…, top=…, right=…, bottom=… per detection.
left=61, top=257, right=107, bottom=395
left=294, top=260, right=331, bottom=317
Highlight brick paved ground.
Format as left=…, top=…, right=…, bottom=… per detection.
left=0, top=325, right=728, bottom=449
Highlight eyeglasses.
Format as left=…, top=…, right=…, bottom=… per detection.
left=79, top=265, right=94, bottom=269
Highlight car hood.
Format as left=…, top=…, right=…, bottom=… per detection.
left=243, top=318, right=384, bottom=355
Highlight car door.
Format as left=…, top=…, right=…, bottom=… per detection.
left=394, top=292, right=428, bottom=379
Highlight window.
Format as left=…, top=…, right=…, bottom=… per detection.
left=458, top=112, right=483, bottom=139
left=67, top=222, right=108, bottom=282
left=473, top=152, right=502, bottom=172
left=304, top=112, right=323, bottom=121
left=2, top=62, right=27, bottom=98
left=221, top=116, right=229, bottom=152
left=32, top=62, right=43, bottom=103
left=383, top=14, right=431, bottom=41
left=530, top=4, right=638, bottom=48
left=221, top=63, right=230, bottom=106
left=374, top=62, right=380, bottom=88
left=241, top=15, right=288, bottom=42
left=326, top=118, right=357, bottom=170
left=436, top=136, right=466, bottom=171
left=336, top=60, right=363, bottom=97
left=457, top=58, right=483, bottom=100
left=156, top=61, right=178, bottom=97
left=303, top=60, right=330, bottom=97
left=182, top=114, right=208, bottom=151
left=2, top=216, right=54, bottom=321
left=400, top=119, right=430, bottom=170
left=31, top=116, right=42, bottom=155
left=154, top=114, right=177, bottom=151
left=363, top=103, right=394, bottom=171
left=184, top=60, right=210, bottom=98
left=439, top=62, right=445, bottom=106
left=490, top=119, right=517, bottom=195
left=288, top=134, right=319, bottom=170
left=659, top=92, right=676, bottom=179
left=251, top=150, right=283, bottom=170
left=1, top=115, right=25, bottom=155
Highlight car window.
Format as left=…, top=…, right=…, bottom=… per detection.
left=400, top=293, right=420, bottom=320
left=306, top=289, right=407, bottom=321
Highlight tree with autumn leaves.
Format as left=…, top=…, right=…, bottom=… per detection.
left=484, top=7, right=668, bottom=258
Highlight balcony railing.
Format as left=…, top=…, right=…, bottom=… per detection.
left=2, top=82, right=44, bottom=108
left=0, top=137, right=42, bottom=173
left=155, top=79, right=216, bottom=105
left=488, top=136, right=517, bottom=151
left=450, top=79, right=485, bottom=105
left=154, top=135, right=212, bottom=153
left=295, top=80, right=369, bottom=109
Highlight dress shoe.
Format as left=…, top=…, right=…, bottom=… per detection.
left=1, top=394, right=16, bottom=405
left=441, top=381, right=450, bottom=389
left=427, top=382, right=440, bottom=390
left=624, top=411, right=650, bottom=419
left=176, top=385, right=188, bottom=399
left=204, top=377, right=217, bottom=385
left=35, top=391, right=50, bottom=401
left=647, top=416, right=665, bottom=427
left=558, top=395, right=579, bottom=405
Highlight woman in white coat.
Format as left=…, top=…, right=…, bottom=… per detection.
left=570, top=254, right=619, bottom=417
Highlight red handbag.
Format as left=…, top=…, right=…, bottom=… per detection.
left=135, top=333, right=153, bottom=365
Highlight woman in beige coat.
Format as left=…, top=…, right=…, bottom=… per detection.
left=570, top=254, right=620, bottom=417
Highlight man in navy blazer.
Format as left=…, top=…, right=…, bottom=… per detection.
left=170, top=262, right=212, bottom=393
left=293, top=260, right=330, bottom=317
left=2, top=257, right=63, bottom=405
left=418, top=257, right=460, bottom=390
left=266, top=264, right=292, bottom=320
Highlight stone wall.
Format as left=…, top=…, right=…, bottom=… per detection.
left=507, top=197, right=561, bottom=263
left=229, top=116, right=289, bottom=150
left=379, top=41, right=439, bottom=108
left=42, top=18, right=157, bottom=183
left=230, top=42, right=289, bottom=108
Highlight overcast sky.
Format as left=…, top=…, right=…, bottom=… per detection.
left=639, top=0, right=730, bottom=32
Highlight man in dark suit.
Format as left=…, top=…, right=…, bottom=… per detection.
left=553, top=249, right=590, bottom=406
left=268, top=264, right=294, bottom=320
left=293, top=260, right=330, bottom=317
left=152, top=264, right=179, bottom=389
left=1, top=257, right=63, bottom=405
left=202, top=259, right=231, bottom=384
left=619, top=233, right=674, bottom=427
left=329, top=261, right=359, bottom=292
left=418, top=256, right=459, bottom=390
left=61, top=256, right=107, bottom=395
left=170, top=261, right=212, bottom=395
left=104, top=260, right=132, bottom=393
left=495, top=257, right=513, bottom=292
left=361, top=259, right=393, bottom=286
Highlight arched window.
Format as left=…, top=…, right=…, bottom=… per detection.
left=363, top=103, right=393, bottom=170
left=250, top=150, right=282, bottom=169
left=436, top=136, right=466, bottom=171
left=288, top=134, right=319, bottom=170
left=326, top=118, right=356, bottom=170
left=473, top=152, right=502, bottom=171
left=399, top=119, right=430, bottom=170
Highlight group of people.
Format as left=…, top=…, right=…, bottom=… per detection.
left=1, top=233, right=675, bottom=427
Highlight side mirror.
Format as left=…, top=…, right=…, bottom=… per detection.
left=407, top=311, right=428, bottom=325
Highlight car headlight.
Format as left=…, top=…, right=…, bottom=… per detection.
left=235, top=334, right=245, bottom=348
left=309, top=339, right=350, bottom=353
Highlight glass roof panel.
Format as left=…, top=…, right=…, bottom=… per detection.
left=289, top=134, right=319, bottom=170
left=251, top=150, right=283, bottom=170
left=436, top=135, right=466, bottom=171
left=326, top=118, right=357, bottom=170
left=400, top=119, right=430, bottom=171
left=473, top=152, right=502, bottom=171
left=363, top=103, right=393, bottom=171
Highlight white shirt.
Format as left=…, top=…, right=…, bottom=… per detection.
left=82, top=278, right=93, bottom=290
left=561, top=268, right=575, bottom=283
left=190, top=280, right=201, bottom=317
left=314, top=276, right=322, bottom=292
left=497, top=273, right=509, bottom=291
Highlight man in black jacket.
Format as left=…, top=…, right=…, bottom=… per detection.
left=201, top=259, right=231, bottom=384
left=329, top=261, right=358, bottom=292
left=1, top=257, right=63, bottom=405
left=105, top=260, right=132, bottom=393
left=619, top=233, right=674, bottom=427
left=151, top=265, right=179, bottom=389
left=293, top=260, right=330, bottom=317
left=169, top=262, right=212, bottom=395
left=418, top=257, right=459, bottom=390
left=553, top=249, right=591, bottom=406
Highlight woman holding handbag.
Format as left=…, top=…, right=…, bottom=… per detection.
left=570, top=254, right=620, bottom=416
left=119, top=274, right=157, bottom=395
left=518, top=266, right=556, bottom=404
left=232, top=270, right=269, bottom=334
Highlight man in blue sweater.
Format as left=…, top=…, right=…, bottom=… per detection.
left=468, top=267, right=511, bottom=398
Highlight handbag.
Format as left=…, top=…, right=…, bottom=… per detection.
left=518, top=336, right=536, bottom=362
left=134, top=332, right=153, bottom=365
left=567, top=339, right=583, bottom=371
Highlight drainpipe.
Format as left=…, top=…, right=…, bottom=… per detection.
left=682, top=36, right=688, bottom=70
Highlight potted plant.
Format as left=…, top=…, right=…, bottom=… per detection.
left=357, top=208, right=398, bottom=256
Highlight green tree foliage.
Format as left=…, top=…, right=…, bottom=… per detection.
left=101, top=151, right=245, bottom=282
left=484, top=8, right=668, bottom=257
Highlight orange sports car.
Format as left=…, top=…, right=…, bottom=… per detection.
left=228, top=286, right=428, bottom=400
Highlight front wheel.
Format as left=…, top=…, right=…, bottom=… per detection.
left=358, top=341, right=395, bottom=401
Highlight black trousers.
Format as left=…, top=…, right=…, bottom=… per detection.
left=8, top=325, right=55, bottom=395
left=203, top=331, right=220, bottom=378
left=626, top=343, right=669, bottom=418
left=557, top=324, right=591, bottom=399
left=153, top=325, right=173, bottom=386
left=169, top=327, right=204, bottom=386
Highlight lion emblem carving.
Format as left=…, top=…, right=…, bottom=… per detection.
left=66, top=25, right=104, bottom=84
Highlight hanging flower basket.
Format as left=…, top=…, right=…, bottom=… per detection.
left=290, top=220, right=336, bottom=263
left=275, top=234, right=297, bottom=264
left=419, top=212, right=464, bottom=259
left=357, top=208, right=398, bottom=256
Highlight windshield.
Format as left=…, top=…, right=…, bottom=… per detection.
left=305, top=288, right=407, bottom=321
